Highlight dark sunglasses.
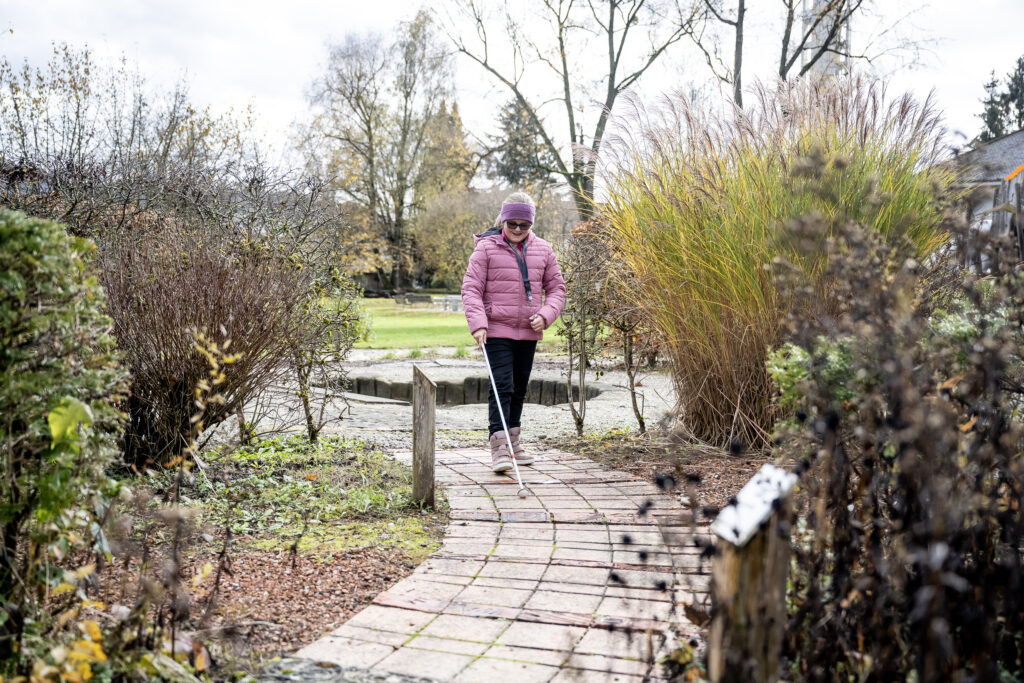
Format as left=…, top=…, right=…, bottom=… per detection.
left=506, top=221, right=532, bottom=231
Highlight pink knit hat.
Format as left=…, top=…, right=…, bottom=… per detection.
left=499, top=202, right=535, bottom=224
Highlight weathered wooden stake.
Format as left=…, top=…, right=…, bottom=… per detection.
left=708, top=465, right=797, bottom=683
left=412, top=365, right=436, bottom=508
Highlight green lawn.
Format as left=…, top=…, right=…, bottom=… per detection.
left=355, top=297, right=564, bottom=351
left=356, top=298, right=473, bottom=349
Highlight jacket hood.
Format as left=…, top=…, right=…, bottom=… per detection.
left=473, top=226, right=538, bottom=246
left=473, top=226, right=502, bottom=245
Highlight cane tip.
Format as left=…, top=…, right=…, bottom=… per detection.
left=517, top=488, right=529, bottom=498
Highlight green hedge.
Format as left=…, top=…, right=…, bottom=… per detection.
left=0, top=209, right=128, bottom=662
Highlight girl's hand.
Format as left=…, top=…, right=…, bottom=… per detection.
left=529, top=314, right=545, bottom=332
left=473, top=329, right=487, bottom=347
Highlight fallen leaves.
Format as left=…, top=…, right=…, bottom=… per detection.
left=94, top=546, right=416, bottom=659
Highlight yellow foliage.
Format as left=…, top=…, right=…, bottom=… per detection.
left=71, top=565, right=94, bottom=580
left=51, top=583, right=76, bottom=597
left=192, top=562, right=214, bottom=587
left=25, top=629, right=105, bottom=683
left=76, top=621, right=102, bottom=643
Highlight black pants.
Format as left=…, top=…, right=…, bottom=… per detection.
left=484, top=338, right=537, bottom=436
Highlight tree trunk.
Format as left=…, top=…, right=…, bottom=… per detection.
left=292, top=349, right=319, bottom=443
left=623, top=329, right=646, bottom=434
left=572, top=171, right=597, bottom=221
left=565, top=333, right=587, bottom=437
left=733, top=0, right=746, bottom=107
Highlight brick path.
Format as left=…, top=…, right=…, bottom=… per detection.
left=294, top=446, right=711, bottom=682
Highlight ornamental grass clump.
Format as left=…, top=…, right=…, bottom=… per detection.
left=601, top=77, right=959, bottom=447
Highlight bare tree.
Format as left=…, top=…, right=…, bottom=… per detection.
left=441, top=0, right=704, bottom=218
left=778, top=0, right=862, bottom=79
left=697, top=0, right=746, bottom=106
left=696, top=0, right=929, bottom=107
left=302, top=10, right=451, bottom=289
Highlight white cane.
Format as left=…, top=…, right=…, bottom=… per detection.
left=480, top=343, right=530, bottom=498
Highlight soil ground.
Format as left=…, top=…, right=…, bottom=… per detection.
left=92, top=543, right=436, bottom=675
left=86, top=436, right=448, bottom=679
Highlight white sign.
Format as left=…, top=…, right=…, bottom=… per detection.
left=711, top=464, right=798, bottom=547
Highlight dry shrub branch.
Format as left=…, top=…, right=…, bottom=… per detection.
left=769, top=190, right=1024, bottom=679
left=98, top=226, right=322, bottom=467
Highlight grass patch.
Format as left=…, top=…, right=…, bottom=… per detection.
left=184, top=435, right=445, bottom=557
left=357, top=298, right=470, bottom=349
left=356, top=297, right=565, bottom=352
left=249, top=517, right=439, bottom=561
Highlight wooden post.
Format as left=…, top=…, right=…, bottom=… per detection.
left=708, top=465, right=798, bottom=683
left=412, top=365, right=436, bottom=508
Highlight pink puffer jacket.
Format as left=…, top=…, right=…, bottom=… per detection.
left=462, top=229, right=566, bottom=341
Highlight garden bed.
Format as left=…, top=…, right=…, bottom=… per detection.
left=90, top=436, right=446, bottom=678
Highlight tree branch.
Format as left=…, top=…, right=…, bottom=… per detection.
left=702, top=0, right=737, bottom=27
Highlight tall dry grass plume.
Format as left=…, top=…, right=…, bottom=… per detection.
left=600, top=76, right=960, bottom=447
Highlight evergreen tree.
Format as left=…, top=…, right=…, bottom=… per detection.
left=417, top=100, right=475, bottom=202
left=1005, top=56, right=1024, bottom=130
left=979, top=73, right=1007, bottom=142
left=978, top=56, right=1024, bottom=142
left=489, top=98, right=557, bottom=188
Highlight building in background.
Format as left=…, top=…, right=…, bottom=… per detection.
left=802, top=0, right=853, bottom=77
left=956, top=128, right=1024, bottom=265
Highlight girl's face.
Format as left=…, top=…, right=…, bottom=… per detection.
left=503, top=220, right=532, bottom=244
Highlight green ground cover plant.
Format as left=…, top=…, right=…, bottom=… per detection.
left=184, top=435, right=444, bottom=558
left=601, top=77, right=959, bottom=448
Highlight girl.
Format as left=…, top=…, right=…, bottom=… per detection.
left=461, top=192, right=566, bottom=472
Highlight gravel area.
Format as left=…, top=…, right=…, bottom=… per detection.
left=328, top=354, right=676, bottom=451
left=260, top=659, right=441, bottom=682
left=208, top=351, right=677, bottom=453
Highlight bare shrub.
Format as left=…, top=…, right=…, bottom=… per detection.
left=769, top=200, right=1024, bottom=679
left=98, top=225, right=321, bottom=466
left=558, top=220, right=610, bottom=435
left=559, top=218, right=657, bottom=434
left=1, top=46, right=366, bottom=462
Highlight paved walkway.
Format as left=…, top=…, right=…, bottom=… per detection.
left=294, top=446, right=711, bottom=682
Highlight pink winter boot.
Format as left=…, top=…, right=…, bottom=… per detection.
left=490, top=432, right=512, bottom=473
left=508, top=427, right=534, bottom=465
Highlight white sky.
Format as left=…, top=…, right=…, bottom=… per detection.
left=4, top=0, right=1024, bottom=162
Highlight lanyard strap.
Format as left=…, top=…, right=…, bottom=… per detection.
left=503, top=237, right=533, bottom=302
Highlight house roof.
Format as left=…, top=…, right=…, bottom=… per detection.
left=957, top=129, right=1024, bottom=184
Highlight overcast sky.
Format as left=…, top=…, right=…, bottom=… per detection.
left=4, top=0, right=1024, bottom=162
